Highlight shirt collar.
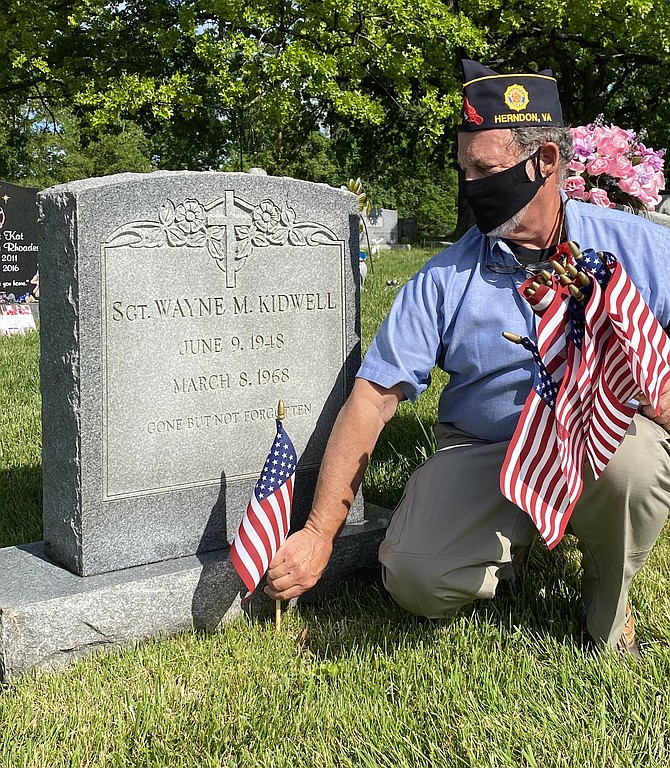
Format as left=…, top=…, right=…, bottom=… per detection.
left=485, top=237, right=522, bottom=272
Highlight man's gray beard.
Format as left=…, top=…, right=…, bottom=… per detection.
left=486, top=200, right=532, bottom=238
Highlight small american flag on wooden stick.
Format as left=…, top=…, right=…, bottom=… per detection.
left=230, top=401, right=297, bottom=600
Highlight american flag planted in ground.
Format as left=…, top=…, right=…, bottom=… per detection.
left=230, top=419, right=297, bottom=597
left=501, top=246, right=670, bottom=549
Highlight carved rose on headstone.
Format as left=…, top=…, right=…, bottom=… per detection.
left=158, top=199, right=208, bottom=248
left=174, top=199, right=206, bottom=236
left=236, top=200, right=312, bottom=257
left=252, top=200, right=281, bottom=235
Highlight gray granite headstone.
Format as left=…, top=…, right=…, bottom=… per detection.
left=39, top=171, right=363, bottom=576
left=362, top=207, right=398, bottom=247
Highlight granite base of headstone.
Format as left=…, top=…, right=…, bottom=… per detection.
left=0, top=170, right=388, bottom=681
left=0, top=505, right=388, bottom=682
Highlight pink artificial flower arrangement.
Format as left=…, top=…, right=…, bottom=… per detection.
left=562, top=119, right=666, bottom=211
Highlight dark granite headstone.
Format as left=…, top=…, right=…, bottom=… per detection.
left=399, top=217, right=418, bottom=244
left=0, top=181, right=39, bottom=299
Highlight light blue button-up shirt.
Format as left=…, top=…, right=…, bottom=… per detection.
left=358, top=199, right=670, bottom=442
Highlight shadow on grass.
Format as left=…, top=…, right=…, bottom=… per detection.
left=288, top=539, right=585, bottom=658
left=365, top=407, right=438, bottom=511
left=0, top=464, right=42, bottom=547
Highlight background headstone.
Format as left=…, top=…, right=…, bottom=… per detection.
left=0, top=181, right=39, bottom=299
left=398, top=217, right=418, bottom=244
left=39, top=171, right=363, bottom=576
left=362, top=207, right=398, bottom=247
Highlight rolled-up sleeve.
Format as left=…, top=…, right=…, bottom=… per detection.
left=357, top=269, right=444, bottom=401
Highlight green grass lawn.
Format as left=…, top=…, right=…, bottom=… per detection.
left=2, top=249, right=670, bottom=767
left=0, top=329, right=41, bottom=548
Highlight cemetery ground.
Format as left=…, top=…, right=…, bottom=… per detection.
left=1, top=248, right=670, bottom=767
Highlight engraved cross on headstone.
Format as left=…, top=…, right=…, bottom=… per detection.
left=206, top=191, right=252, bottom=289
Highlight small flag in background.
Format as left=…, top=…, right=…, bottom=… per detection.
left=230, top=418, right=297, bottom=597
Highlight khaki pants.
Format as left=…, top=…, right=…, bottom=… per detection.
left=379, top=415, right=670, bottom=646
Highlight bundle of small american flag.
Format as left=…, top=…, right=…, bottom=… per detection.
left=230, top=416, right=297, bottom=597
left=500, top=243, right=670, bottom=549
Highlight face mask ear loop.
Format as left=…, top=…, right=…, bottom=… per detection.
left=535, top=147, right=549, bottom=184
left=531, top=148, right=545, bottom=184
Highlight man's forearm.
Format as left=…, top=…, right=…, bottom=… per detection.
left=265, top=379, right=403, bottom=600
left=306, top=379, right=403, bottom=542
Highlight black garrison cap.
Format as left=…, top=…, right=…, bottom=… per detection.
left=459, top=60, right=564, bottom=132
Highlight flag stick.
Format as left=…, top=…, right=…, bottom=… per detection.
left=275, top=399, right=286, bottom=631
left=568, top=284, right=586, bottom=303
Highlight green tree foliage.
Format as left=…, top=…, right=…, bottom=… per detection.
left=333, top=117, right=458, bottom=236
left=2, top=0, right=478, bottom=229
left=460, top=0, right=670, bottom=147
left=28, top=117, right=155, bottom=188
left=0, top=99, right=33, bottom=182
left=2, top=0, right=670, bottom=225
left=57, top=0, right=484, bottom=144
left=0, top=105, right=155, bottom=188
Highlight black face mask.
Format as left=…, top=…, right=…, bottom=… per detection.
left=463, top=149, right=546, bottom=234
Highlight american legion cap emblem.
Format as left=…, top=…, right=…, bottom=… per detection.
left=504, top=84, right=530, bottom=112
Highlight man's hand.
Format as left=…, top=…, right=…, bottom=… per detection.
left=264, top=523, right=333, bottom=601
left=263, top=379, right=403, bottom=602
left=638, top=386, right=670, bottom=433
